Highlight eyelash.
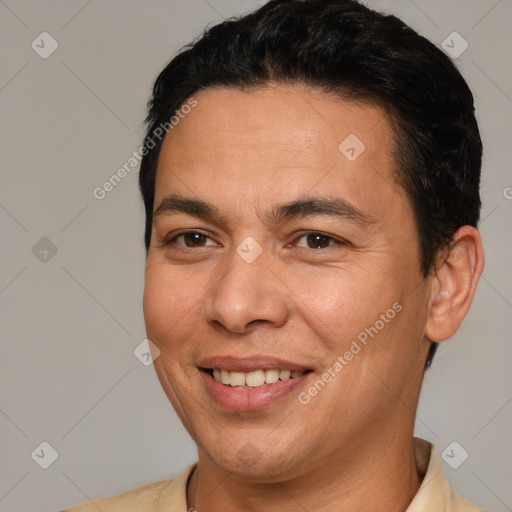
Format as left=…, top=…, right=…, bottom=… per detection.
left=164, top=230, right=346, bottom=250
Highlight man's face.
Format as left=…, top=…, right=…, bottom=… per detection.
left=143, top=86, right=432, bottom=480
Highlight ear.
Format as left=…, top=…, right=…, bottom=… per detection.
left=425, top=226, right=484, bottom=342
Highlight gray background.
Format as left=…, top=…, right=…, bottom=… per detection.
left=0, top=1, right=510, bottom=511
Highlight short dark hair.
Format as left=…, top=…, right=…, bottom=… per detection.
left=139, top=0, right=482, bottom=368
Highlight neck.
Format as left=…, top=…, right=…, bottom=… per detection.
left=187, top=432, right=422, bottom=512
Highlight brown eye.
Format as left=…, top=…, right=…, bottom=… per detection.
left=295, top=232, right=340, bottom=249
left=168, top=231, right=215, bottom=247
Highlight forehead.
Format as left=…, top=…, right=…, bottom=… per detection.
left=154, top=85, right=401, bottom=219
left=160, top=85, right=394, bottom=160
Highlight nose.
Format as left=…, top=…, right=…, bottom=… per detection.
left=203, top=249, right=290, bottom=334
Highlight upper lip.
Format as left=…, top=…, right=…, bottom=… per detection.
left=198, top=355, right=312, bottom=373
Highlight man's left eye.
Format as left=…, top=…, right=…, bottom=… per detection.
left=293, top=232, right=342, bottom=249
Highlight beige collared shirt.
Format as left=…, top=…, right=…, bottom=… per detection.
left=62, top=438, right=485, bottom=512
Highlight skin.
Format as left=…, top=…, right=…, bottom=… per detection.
left=143, top=85, right=484, bottom=512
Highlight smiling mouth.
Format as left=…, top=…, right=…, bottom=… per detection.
left=203, top=368, right=313, bottom=388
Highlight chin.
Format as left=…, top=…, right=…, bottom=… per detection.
left=196, top=431, right=314, bottom=482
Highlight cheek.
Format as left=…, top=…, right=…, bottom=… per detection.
left=351, top=286, right=430, bottom=399
left=142, top=258, right=201, bottom=351
left=288, top=264, right=401, bottom=348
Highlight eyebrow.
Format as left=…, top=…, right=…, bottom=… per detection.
left=153, top=193, right=375, bottom=226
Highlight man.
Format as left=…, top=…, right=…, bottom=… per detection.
left=64, top=0, right=485, bottom=510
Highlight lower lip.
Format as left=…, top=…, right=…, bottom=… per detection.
left=200, top=370, right=310, bottom=411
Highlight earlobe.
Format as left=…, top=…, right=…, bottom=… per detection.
left=424, top=226, right=484, bottom=342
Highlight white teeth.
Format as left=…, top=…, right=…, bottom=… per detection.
left=265, top=369, right=279, bottom=384
left=279, top=370, right=291, bottom=380
left=211, top=368, right=306, bottom=387
left=246, top=370, right=265, bottom=387
left=229, top=371, right=245, bottom=386
left=220, top=370, right=230, bottom=385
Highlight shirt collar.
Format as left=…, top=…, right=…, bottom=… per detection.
left=407, top=437, right=452, bottom=512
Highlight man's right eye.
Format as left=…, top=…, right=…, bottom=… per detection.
left=165, top=230, right=217, bottom=248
